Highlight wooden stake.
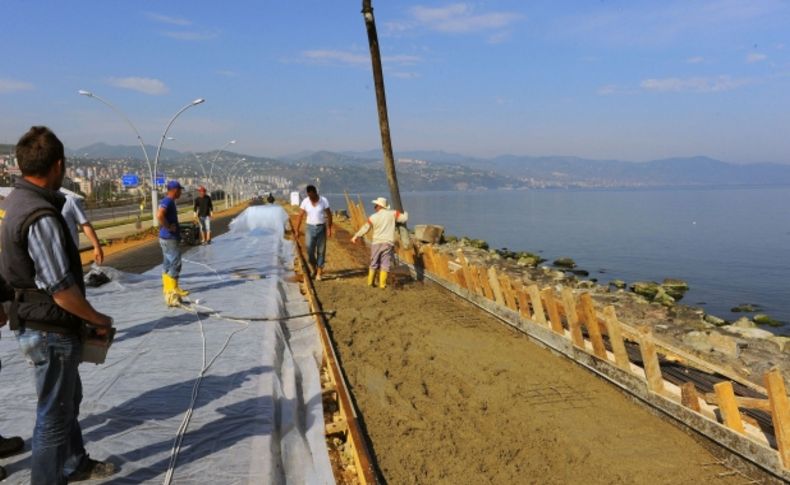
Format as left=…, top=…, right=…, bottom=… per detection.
left=579, top=293, right=607, bottom=359
left=526, top=284, right=547, bottom=325
left=639, top=327, right=664, bottom=394
left=714, top=381, right=745, bottom=434
left=561, top=287, right=585, bottom=348
left=487, top=266, right=505, bottom=305
left=500, top=275, right=518, bottom=311
left=602, top=306, right=630, bottom=371
left=765, top=369, right=790, bottom=468
left=455, top=250, right=475, bottom=292
left=541, top=288, right=564, bottom=335
left=477, top=265, right=495, bottom=300
left=516, top=287, right=531, bottom=318
left=680, top=382, right=702, bottom=412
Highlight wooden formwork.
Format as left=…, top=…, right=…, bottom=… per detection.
left=290, top=216, right=378, bottom=484
left=397, top=241, right=790, bottom=483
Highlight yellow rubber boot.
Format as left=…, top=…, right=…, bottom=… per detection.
left=379, top=271, right=388, bottom=289
left=173, top=279, right=190, bottom=297
left=367, top=269, right=376, bottom=287
left=162, top=274, right=182, bottom=306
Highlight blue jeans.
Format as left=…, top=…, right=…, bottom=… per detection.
left=305, top=224, right=327, bottom=269
left=17, top=329, right=87, bottom=485
left=160, top=238, right=182, bottom=278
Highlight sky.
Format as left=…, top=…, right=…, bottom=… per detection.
left=1, top=0, right=789, bottom=164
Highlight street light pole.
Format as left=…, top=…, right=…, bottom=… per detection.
left=151, top=98, right=205, bottom=226
left=78, top=89, right=153, bottom=195
left=208, top=139, right=237, bottom=198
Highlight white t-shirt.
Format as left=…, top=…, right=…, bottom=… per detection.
left=300, top=196, right=330, bottom=225
left=61, top=194, right=89, bottom=246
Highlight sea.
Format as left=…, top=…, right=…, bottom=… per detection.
left=326, top=186, right=790, bottom=333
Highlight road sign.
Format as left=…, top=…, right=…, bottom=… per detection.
left=156, top=173, right=165, bottom=186
left=121, top=174, right=139, bottom=187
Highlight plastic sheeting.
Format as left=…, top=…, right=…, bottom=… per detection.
left=0, top=205, right=335, bottom=484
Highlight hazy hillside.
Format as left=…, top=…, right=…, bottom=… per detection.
left=69, top=143, right=182, bottom=161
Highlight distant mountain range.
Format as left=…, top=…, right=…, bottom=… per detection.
left=5, top=142, right=790, bottom=190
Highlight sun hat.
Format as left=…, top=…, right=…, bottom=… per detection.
left=166, top=180, right=183, bottom=190
left=371, top=197, right=390, bottom=209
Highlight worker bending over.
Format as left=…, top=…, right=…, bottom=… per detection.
left=351, top=197, right=408, bottom=289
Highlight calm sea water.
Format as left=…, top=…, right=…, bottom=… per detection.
left=327, top=187, right=790, bottom=329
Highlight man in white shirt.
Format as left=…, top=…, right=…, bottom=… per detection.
left=61, top=189, right=104, bottom=264
left=351, top=197, right=408, bottom=289
left=294, top=185, right=333, bottom=280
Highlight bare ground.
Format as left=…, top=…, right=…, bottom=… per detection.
left=310, top=220, right=750, bottom=485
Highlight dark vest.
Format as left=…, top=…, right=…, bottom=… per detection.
left=0, top=178, right=85, bottom=333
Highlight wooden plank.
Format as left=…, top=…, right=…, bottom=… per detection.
left=578, top=293, right=607, bottom=360
left=560, top=287, right=585, bottom=348
left=477, top=265, right=495, bottom=300
left=680, top=382, right=702, bottom=412
left=439, top=252, right=453, bottom=281
left=541, top=288, right=564, bottom=335
left=714, top=381, right=745, bottom=434
left=526, top=284, right=547, bottom=325
left=765, top=369, right=790, bottom=468
left=500, top=275, right=519, bottom=311
left=424, top=245, right=437, bottom=274
left=487, top=266, right=505, bottom=305
left=702, top=393, right=772, bottom=412
left=516, top=287, right=531, bottom=319
left=455, top=250, right=474, bottom=292
left=601, top=306, right=631, bottom=372
left=639, top=327, right=665, bottom=394
left=451, top=268, right=465, bottom=287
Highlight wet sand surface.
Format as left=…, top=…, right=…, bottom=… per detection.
left=310, top=220, right=748, bottom=485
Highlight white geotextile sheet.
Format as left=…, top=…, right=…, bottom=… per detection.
left=0, top=206, right=335, bottom=484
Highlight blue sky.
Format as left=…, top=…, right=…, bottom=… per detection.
left=1, top=1, right=789, bottom=163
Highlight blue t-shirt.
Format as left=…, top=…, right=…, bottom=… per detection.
left=158, top=196, right=180, bottom=240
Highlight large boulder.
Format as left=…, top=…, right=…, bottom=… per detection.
left=553, top=257, right=576, bottom=269
left=631, top=281, right=660, bottom=299
left=661, top=278, right=689, bottom=300
left=414, top=224, right=445, bottom=244
left=682, top=331, right=740, bottom=358
left=754, top=314, right=784, bottom=327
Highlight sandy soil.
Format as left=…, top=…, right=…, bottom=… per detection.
left=310, top=220, right=749, bottom=485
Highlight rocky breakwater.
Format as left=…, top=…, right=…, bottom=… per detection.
left=419, top=236, right=790, bottom=387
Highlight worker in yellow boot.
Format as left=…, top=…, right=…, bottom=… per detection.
left=158, top=181, right=189, bottom=306
left=351, top=197, right=408, bottom=289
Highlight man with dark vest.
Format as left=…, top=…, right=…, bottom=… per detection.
left=0, top=126, right=116, bottom=484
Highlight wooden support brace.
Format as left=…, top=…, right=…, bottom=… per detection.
left=499, top=275, right=518, bottom=311
left=526, top=284, right=547, bottom=325
left=560, top=287, right=585, bottom=348
left=765, top=369, right=790, bottom=468
left=680, top=382, right=702, bottom=412
left=455, top=250, right=475, bottom=292
left=702, top=393, right=772, bottom=412
left=487, top=266, right=505, bottom=305
left=516, top=287, right=531, bottom=319
left=540, top=288, right=564, bottom=335
left=601, top=305, right=631, bottom=372
left=639, top=327, right=665, bottom=394
left=477, top=265, right=495, bottom=300
left=579, top=293, right=607, bottom=360
left=714, top=381, right=745, bottom=434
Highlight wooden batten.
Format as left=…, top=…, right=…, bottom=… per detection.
left=500, top=275, right=519, bottom=311
left=714, top=381, right=745, bottom=434
left=487, top=267, right=505, bottom=305
left=438, top=252, right=453, bottom=280
left=516, top=287, right=531, bottom=319
left=702, top=393, right=772, bottom=412
left=578, top=293, right=607, bottom=360
left=455, top=250, right=475, bottom=292
left=526, top=284, right=547, bottom=325
left=560, top=288, right=585, bottom=348
left=680, top=382, right=702, bottom=412
left=423, top=245, right=437, bottom=274
left=765, top=369, right=790, bottom=468
left=540, top=288, right=564, bottom=335
left=601, top=305, right=630, bottom=371
left=477, top=265, right=495, bottom=300
left=638, top=327, right=665, bottom=394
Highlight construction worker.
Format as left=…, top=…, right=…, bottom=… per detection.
left=193, top=186, right=213, bottom=245
left=60, top=189, right=104, bottom=264
left=294, top=185, right=332, bottom=280
left=351, top=197, right=408, bottom=289
left=158, top=180, right=189, bottom=306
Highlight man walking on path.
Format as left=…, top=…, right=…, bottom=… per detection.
left=158, top=180, right=189, bottom=306
left=60, top=189, right=104, bottom=264
left=193, top=186, right=214, bottom=245
left=295, top=185, right=332, bottom=280
left=0, top=126, right=116, bottom=484
left=351, top=197, right=408, bottom=289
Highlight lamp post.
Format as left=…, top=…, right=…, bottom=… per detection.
left=151, top=98, right=205, bottom=226
left=222, top=158, right=247, bottom=208
left=208, top=140, right=236, bottom=187
left=79, top=91, right=205, bottom=227
left=78, top=89, right=153, bottom=198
